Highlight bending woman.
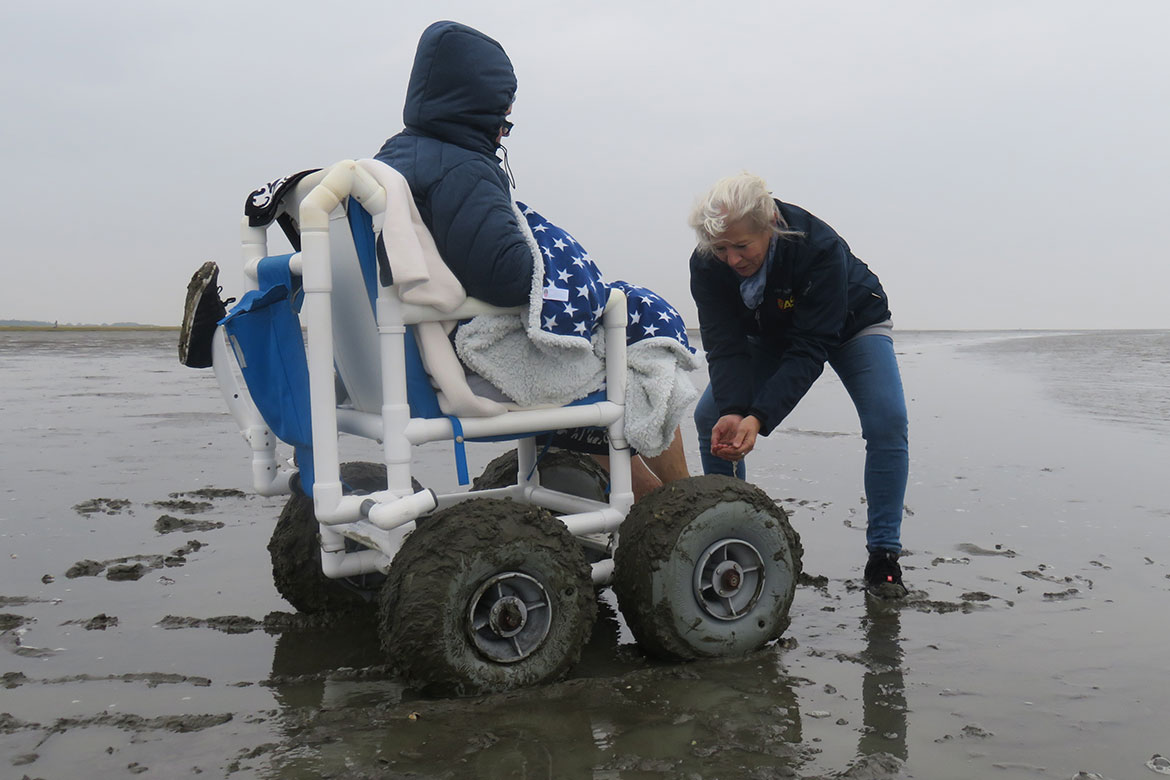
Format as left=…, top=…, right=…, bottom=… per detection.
left=687, top=172, right=909, bottom=598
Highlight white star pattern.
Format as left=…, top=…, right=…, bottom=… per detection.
left=514, top=202, right=695, bottom=356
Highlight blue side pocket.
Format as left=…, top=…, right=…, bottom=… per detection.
left=221, top=282, right=316, bottom=495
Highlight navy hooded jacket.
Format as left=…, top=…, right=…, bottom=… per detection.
left=690, top=200, right=892, bottom=435
left=375, top=21, right=532, bottom=307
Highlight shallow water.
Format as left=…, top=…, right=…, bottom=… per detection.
left=2, top=329, right=1169, bottom=779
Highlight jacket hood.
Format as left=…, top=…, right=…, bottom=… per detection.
left=402, top=21, right=517, bottom=156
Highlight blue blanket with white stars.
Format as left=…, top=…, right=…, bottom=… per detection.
left=453, top=203, right=701, bottom=455
left=518, top=203, right=695, bottom=355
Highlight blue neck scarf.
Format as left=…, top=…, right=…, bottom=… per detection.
left=739, top=235, right=778, bottom=309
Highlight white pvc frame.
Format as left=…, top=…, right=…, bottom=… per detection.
left=214, top=160, right=634, bottom=584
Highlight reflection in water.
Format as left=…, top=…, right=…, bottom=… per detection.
left=260, top=597, right=812, bottom=778
left=858, top=599, right=908, bottom=761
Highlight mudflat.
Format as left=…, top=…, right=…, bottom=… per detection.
left=2, top=329, right=1169, bottom=779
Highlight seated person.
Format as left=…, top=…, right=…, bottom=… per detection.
left=375, top=20, right=691, bottom=500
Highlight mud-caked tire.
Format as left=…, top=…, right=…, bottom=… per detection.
left=472, top=448, right=609, bottom=502
left=613, top=475, right=803, bottom=661
left=379, top=498, right=597, bottom=695
left=268, top=461, right=388, bottom=614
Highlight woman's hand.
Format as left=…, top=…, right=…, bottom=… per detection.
left=710, top=414, right=761, bottom=461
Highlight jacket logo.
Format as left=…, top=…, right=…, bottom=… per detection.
left=777, top=296, right=795, bottom=311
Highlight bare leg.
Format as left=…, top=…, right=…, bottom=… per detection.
left=640, top=427, right=690, bottom=484
left=589, top=453, right=661, bottom=502
left=590, top=427, right=690, bottom=502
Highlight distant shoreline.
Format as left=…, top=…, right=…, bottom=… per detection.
left=0, top=325, right=178, bottom=332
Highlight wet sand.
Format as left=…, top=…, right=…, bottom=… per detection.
left=2, top=329, right=1169, bottom=779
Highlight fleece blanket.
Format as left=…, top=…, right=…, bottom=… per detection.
left=455, top=203, right=701, bottom=456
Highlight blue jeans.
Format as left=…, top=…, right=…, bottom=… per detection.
left=694, top=333, right=908, bottom=553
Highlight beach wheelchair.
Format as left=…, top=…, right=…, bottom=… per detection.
left=208, top=159, right=802, bottom=694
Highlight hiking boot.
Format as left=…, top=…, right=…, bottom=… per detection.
left=178, top=261, right=233, bottom=368
left=864, top=549, right=908, bottom=599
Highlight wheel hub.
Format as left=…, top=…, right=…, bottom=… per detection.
left=489, top=596, right=528, bottom=637
left=713, top=561, right=744, bottom=596
left=468, top=572, right=551, bottom=663
left=693, top=538, right=766, bottom=621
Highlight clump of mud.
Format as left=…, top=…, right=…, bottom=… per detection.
left=0, top=596, right=56, bottom=609
left=72, top=497, right=132, bottom=515
left=955, top=542, right=1018, bottom=557
left=65, top=541, right=205, bottom=580
left=65, top=559, right=106, bottom=578
left=7, top=671, right=211, bottom=689
left=800, top=572, right=830, bottom=589
left=154, top=514, right=224, bottom=534
left=158, top=610, right=375, bottom=636
left=1042, top=588, right=1080, bottom=601
left=60, top=613, right=119, bottom=630
left=1, top=613, right=32, bottom=631
left=170, top=488, right=246, bottom=500
left=0, top=712, right=39, bottom=733
left=66, top=556, right=165, bottom=581
left=842, top=582, right=997, bottom=614
left=106, top=563, right=146, bottom=581
left=934, top=723, right=993, bottom=742
left=150, top=499, right=213, bottom=514
left=805, top=752, right=906, bottom=779
left=157, top=615, right=264, bottom=634
left=48, top=711, right=233, bottom=733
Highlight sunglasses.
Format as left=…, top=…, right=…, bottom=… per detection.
left=501, top=119, right=514, bottom=137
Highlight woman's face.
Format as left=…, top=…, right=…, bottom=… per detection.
left=711, top=218, right=772, bottom=278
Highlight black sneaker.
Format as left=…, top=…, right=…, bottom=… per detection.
left=178, top=261, right=233, bottom=368
left=864, top=549, right=908, bottom=599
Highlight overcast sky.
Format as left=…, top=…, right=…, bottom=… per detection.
left=2, top=1, right=1167, bottom=329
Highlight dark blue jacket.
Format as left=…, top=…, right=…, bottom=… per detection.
left=690, top=200, right=892, bottom=434
left=375, top=21, right=532, bottom=306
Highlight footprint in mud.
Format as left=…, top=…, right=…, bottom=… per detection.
left=72, top=498, right=132, bottom=516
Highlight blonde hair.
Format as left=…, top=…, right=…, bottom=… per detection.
left=688, top=172, right=800, bottom=255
